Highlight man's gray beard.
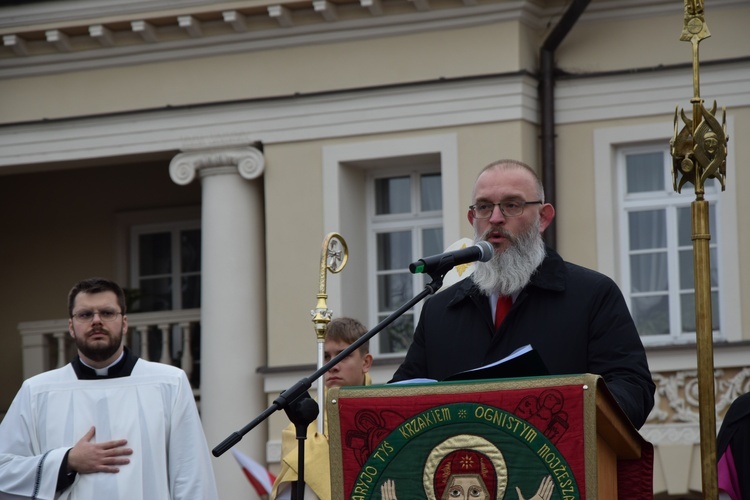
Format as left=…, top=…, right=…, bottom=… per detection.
left=472, top=220, right=547, bottom=296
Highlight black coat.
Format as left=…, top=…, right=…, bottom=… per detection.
left=391, top=247, right=655, bottom=429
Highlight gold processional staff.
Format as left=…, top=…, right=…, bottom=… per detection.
left=670, top=1, right=728, bottom=497
left=310, top=233, right=349, bottom=433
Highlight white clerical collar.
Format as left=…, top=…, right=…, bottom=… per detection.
left=80, top=351, right=125, bottom=376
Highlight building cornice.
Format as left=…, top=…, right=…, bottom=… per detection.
left=0, top=60, right=748, bottom=172
left=3, top=0, right=743, bottom=80
left=0, top=0, right=543, bottom=79
left=0, top=73, right=538, bottom=170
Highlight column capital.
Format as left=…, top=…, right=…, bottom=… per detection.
left=169, top=146, right=265, bottom=185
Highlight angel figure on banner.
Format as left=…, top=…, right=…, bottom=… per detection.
left=379, top=435, right=554, bottom=500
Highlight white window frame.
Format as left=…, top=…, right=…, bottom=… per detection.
left=617, top=145, right=723, bottom=342
left=115, top=206, right=201, bottom=309
left=366, top=166, right=443, bottom=356
left=129, top=220, right=201, bottom=311
left=594, top=120, right=740, bottom=346
left=322, top=134, right=460, bottom=358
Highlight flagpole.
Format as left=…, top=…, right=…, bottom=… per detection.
left=670, top=2, right=728, bottom=497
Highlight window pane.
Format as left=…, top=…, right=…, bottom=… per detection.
left=679, top=249, right=694, bottom=289
left=420, top=227, right=444, bottom=288
left=677, top=206, right=692, bottom=247
left=680, top=291, right=720, bottom=332
left=628, top=210, right=666, bottom=250
left=139, top=233, right=171, bottom=275
left=710, top=251, right=719, bottom=287
left=420, top=174, right=442, bottom=211
left=181, top=229, right=201, bottom=273
left=630, top=253, right=668, bottom=292
left=631, top=295, right=670, bottom=335
left=378, top=313, right=414, bottom=354
left=679, top=246, right=719, bottom=291
left=182, top=276, right=201, bottom=309
left=377, top=273, right=413, bottom=310
left=138, top=277, right=172, bottom=311
left=678, top=204, right=717, bottom=246
left=626, top=152, right=664, bottom=193
left=377, top=231, right=411, bottom=270
left=375, top=177, right=410, bottom=215
left=422, top=227, right=443, bottom=257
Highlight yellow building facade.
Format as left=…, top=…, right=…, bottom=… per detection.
left=2, top=0, right=749, bottom=498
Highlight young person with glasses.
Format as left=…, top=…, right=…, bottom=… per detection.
left=390, top=159, right=655, bottom=430
left=0, top=277, right=218, bottom=499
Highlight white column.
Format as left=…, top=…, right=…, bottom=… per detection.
left=170, top=147, right=267, bottom=500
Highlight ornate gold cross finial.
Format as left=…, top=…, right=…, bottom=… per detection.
left=671, top=101, right=727, bottom=195
left=670, top=0, right=728, bottom=198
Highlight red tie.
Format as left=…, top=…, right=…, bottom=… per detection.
left=494, top=296, right=512, bottom=329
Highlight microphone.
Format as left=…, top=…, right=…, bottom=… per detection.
left=409, top=240, right=494, bottom=274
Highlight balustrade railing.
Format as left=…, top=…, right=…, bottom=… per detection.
left=18, top=309, right=202, bottom=397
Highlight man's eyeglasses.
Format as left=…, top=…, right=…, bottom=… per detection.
left=71, top=309, right=122, bottom=322
left=469, top=200, right=543, bottom=219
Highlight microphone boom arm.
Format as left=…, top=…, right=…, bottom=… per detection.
left=212, top=272, right=445, bottom=457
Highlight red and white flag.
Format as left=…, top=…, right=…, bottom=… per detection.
left=231, top=448, right=277, bottom=497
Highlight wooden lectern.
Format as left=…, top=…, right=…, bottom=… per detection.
left=328, top=374, right=652, bottom=499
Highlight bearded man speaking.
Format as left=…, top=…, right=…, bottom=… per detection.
left=390, top=159, right=655, bottom=430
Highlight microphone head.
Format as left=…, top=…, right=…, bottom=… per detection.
left=475, top=240, right=494, bottom=262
